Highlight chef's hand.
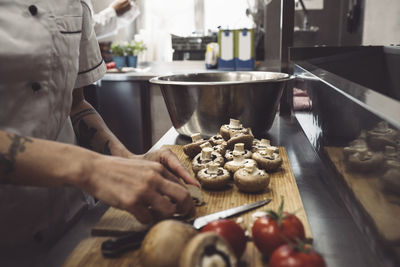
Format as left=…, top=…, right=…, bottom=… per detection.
left=116, top=147, right=200, bottom=188
left=143, top=148, right=201, bottom=187
left=83, top=154, right=196, bottom=224
left=112, top=0, right=132, bottom=16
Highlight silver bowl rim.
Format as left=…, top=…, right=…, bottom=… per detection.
left=149, top=71, right=294, bottom=86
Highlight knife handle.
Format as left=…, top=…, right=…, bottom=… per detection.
left=101, top=231, right=148, bottom=258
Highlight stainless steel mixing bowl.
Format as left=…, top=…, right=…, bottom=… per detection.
left=150, top=72, right=292, bottom=137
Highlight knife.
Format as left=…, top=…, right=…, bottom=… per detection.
left=101, top=198, right=271, bottom=258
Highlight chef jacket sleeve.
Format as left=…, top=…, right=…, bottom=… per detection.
left=74, top=0, right=106, bottom=89
left=93, top=6, right=118, bottom=41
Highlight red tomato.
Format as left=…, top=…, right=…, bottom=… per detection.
left=106, top=62, right=116, bottom=69
left=201, top=219, right=247, bottom=259
left=269, top=244, right=326, bottom=267
left=252, top=212, right=305, bottom=256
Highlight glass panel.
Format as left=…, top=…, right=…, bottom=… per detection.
left=293, top=46, right=400, bottom=266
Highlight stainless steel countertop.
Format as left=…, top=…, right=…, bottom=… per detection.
left=37, top=115, right=380, bottom=267
left=102, top=60, right=213, bottom=81
left=101, top=60, right=283, bottom=82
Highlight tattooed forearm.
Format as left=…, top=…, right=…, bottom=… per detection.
left=71, top=107, right=114, bottom=155
left=71, top=108, right=97, bottom=126
left=72, top=108, right=98, bottom=151
left=103, top=140, right=112, bottom=155
left=0, top=134, right=33, bottom=176
left=75, top=120, right=97, bottom=150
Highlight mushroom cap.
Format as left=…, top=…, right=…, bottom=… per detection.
left=347, top=151, right=384, bottom=172
left=367, top=122, right=398, bottom=151
left=192, top=150, right=224, bottom=174
left=225, top=147, right=252, bottom=161
left=220, top=119, right=249, bottom=141
left=226, top=133, right=254, bottom=150
left=251, top=138, right=279, bottom=154
left=219, top=125, right=231, bottom=141
left=183, top=138, right=208, bottom=159
left=197, top=166, right=231, bottom=190
left=179, top=232, right=237, bottom=267
left=186, top=184, right=205, bottom=206
left=140, top=220, right=198, bottom=267
left=213, top=142, right=227, bottom=155
left=234, top=164, right=270, bottom=193
left=209, top=134, right=225, bottom=146
left=224, top=156, right=257, bottom=174
left=252, top=149, right=283, bottom=172
left=343, top=138, right=368, bottom=159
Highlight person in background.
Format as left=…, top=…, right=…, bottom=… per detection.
left=0, top=1, right=197, bottom=265
left=93, top=0, right=140, bottom=41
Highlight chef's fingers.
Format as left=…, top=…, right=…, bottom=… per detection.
left=158, top=179, right=195, bottom=217
left=158, top=149, right=200, bottom=187
left=128, top=203, right=154, bottom=224
left=142, top=159, right=185, bottom=187
left=161, top=166, right=187, bottom=186
left=146, top=194, right=177, bottom=220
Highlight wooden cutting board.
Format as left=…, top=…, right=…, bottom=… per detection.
left=325, top=147, right=400, bottom=245
left=63, top=145, right=312, bottom=267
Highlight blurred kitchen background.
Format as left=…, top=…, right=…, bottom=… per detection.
left=94, top=0, right=400, bottom=62
left=90, top=0, right=400, bottom=153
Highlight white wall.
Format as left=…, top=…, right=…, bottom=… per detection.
left=362, top=0, right=400, bottom=45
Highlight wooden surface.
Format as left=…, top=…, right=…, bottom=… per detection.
left=63, top=145, right=312, bottom=267
left=325, top=147, right=400, bottom=244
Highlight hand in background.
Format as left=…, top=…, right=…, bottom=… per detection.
left=112, top=0, right=132, bottom=16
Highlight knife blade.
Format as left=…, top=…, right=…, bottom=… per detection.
left=101, top=198, right=271, bottom=257
left=192, top=198, right=271, bottom=229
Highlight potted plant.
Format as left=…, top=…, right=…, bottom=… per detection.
left=110, top=42, right=126, bottom=68
left=126, top=41, right=147, bottom=68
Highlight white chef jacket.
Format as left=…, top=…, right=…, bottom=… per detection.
left=0, top=0, right=106, bottom=252
left=93, top=0, right=140, bottom=41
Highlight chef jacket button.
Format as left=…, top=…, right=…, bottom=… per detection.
left=29, top=5, right=38, bottom=16
left=31, top=82, right=41, bottom=92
